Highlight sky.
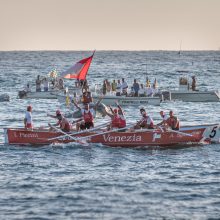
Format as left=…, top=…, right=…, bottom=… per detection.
left=0, top=0, right=220, bottom=51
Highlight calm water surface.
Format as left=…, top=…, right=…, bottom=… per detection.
left=0, top=51, right=220, bottom=219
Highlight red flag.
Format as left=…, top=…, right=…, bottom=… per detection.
left=61, top=51, right=95, bottom=80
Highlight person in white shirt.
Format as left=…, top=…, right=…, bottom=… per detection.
left=24, top=105, right=33, bottom=129
left=157, top=111, right=168, bottom=126
left=146, top=86, right=153, bottom=97
left=139, top=84, right=146, bottom=97
left=43, top=78, right=49, bottom=92
left=121, top=78, right=128, bottom=96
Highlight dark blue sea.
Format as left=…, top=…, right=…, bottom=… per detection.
left=0, top=51, right=220, bottom=219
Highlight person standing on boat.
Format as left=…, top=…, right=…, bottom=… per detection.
left=191, top=76, right=196, bottom=91
left=139, top=84, right=146, bottom=97
left=133, top=79, right=140, bottom=97
left=43, top=78, right=49, bottom=92
left=24, top=105, right=33, bottom=129
left=116, top=80, right=122, bottom=96
left=36, top=75, right=41, bottom=92
left=166, top=110, right=180, bottom=130
left=121, top=78, right=128, bottom=96
left=134, top=107, right=154, bottom=129
left=111, top=80, right=117, bottom=93
left=47, top=110, right=71, bottom=132
left=102, top=80, right=107, bottom=95
left=146, top=77, right=151, bottom=88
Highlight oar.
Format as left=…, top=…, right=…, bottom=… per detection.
left=168, top=129, right=193, bottom=137
left=48, top=124, right=88, bottom=145
left=48, top=121, right=110, bottom=141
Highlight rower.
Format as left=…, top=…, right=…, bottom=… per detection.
left=116, top=102, right=126, bottom=129
left=157, top=111, right=168, bottom=126
left=48, top=110, right=71, bottom=132
left=166, top=110, right=180, bottom=130
left=75, top=103, right=95, bottom=131
left=105, top=107, right=121, bottom=130
left=24, top=105, right=33, bottom=129
left=134, top=107, right=154, bottom=129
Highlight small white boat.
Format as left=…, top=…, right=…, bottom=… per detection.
left=18, top=90, right=60, bottom=99
left=168, top=90, right=220, bottom=102
left=163, top=75, right=220, bottom=102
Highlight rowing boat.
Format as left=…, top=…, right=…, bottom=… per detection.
left=3, top=126, right=208, bottom=147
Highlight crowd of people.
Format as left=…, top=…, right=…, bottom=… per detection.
left=101, top=77, right=159, bottom=97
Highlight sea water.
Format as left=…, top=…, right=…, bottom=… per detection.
left=0, top=51, right=220, bottom=219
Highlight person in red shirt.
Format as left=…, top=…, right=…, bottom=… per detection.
left=105, top=102, right=126, bottom=130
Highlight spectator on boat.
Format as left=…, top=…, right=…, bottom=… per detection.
left=146, top=85, right=154, bottom=97
left=166, top=110, right=180, bottom=130
left=43, top=78, right=49, bottom=92
left=24, top=83, right=31, bottom=92
left=153, top=78, right=158, bottom=89
left=121, top=78, right=128, bottom=96
left=146, top=77, right=151, bottom=88
left=36, top=75, right=41, bottom=92
left=134, top=107, right=154, bottom=129
left=82, top=79, right=89, bottom=91
left=102, top=79, right=107, bottom=95
left=82, top=89, right=93, bottom=105
left=139, top=84, right=146, bottom=97
left=129, top=86, right=135, bottom=97
left=111, top=79, right=117, bottom=92
left=58, top=78, right=64, bottom=90
left=24, top=105, right=33, bottom=130
left=75, top=79, right=80, bottom=88
left=116, top=80, right=122, bottom=96
left=157, top=111, right=169, bottom=126
left=133, top=79, right=140, bottom=97
left=191, top=76, right=196, bottom=91
left=47, top=110, right=71, bottom=132
left=106, top=80, right=111, bottom=94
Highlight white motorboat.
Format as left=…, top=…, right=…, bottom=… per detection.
left=168, top=90, right=220, bottom=102
left=163, top=75, right=220, bottom=102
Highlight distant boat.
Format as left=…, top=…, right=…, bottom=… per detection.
left=162, top=71, right=220, bottom=102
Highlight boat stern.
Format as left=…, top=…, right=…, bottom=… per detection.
left=3, top=128, right=9, bottom=144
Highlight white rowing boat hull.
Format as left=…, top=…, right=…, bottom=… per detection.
left=168, top=90, right=220, bottom=102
